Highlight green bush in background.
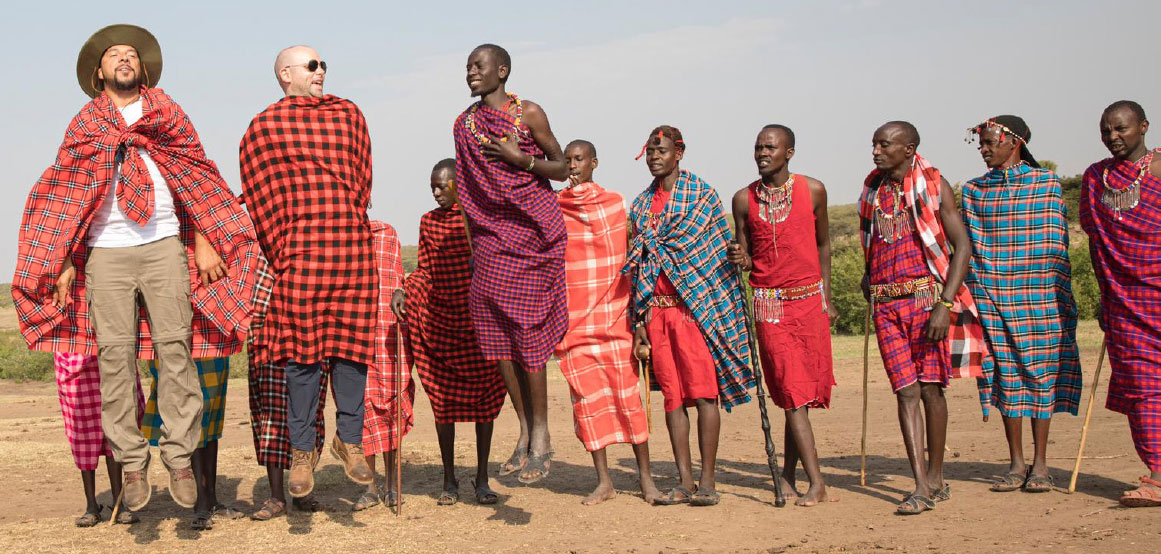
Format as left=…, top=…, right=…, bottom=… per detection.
left=0, top=330, right=53, bottom=382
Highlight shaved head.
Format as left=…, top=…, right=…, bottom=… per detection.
left=760, top=124, right=795, bottom=148
left=472, top=43, right=511, bottom=82
left=432, top=158, right=456, bottom=174
left=274, top=45, right=324, bottom=97
left=1103, top=100, right=1148, bottom=125
left=880, top=120, right=920, bottom=148
left=565, top=139, right=597, bottom=158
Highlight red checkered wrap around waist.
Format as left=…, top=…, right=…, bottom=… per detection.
left=870, top=275, right=939, bottom=300
left=753, top=280, right=823, bottom=302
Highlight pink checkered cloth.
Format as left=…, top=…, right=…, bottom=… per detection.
left=53, top=353, right=143, bottom=471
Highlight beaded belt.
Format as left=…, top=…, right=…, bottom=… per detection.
left=648, top=294, right=682, bottom=309
left=645, top=294, right=696, bottom=324
left=870, top=275, right=940, bottom=308
left=754, top=280, right=823, bottom=302
left=753, top=280, right=824, bottom=324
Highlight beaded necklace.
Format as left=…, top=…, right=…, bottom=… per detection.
left=1101, top=149, right=1154, bottom=220
left=873, top=178, right=912, bottom=244
left=756, top=174, right=794, bottom=225
left=998, top=160, right=1026, bottom=186
left=465, top=92, right=524, bottom=145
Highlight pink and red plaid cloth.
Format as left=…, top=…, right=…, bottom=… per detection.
left=53, top=353, right=143, bottom=471
left=362, top=221, right=414, bottom=456
left=555, top=183, right=648, bottom=451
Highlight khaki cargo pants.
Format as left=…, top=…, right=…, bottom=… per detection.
left=86, top=236, right=202, bottom=472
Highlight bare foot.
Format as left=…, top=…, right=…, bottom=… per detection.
left=779, top=474, right=802, bottom=497
left=640, top=478, right=663, bottom=505
left=796, top=482, right=828, bottom=507
left=581, top=482, right=617, bottom=506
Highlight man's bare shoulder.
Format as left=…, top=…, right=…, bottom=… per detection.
left=731, top=186, right=750, bottom=214
left=798, top=174, right=827, bottom=192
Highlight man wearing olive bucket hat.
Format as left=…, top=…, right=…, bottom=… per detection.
left=12, top=24, right=266, bottom=523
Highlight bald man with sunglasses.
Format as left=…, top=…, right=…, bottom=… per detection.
left=240, top=45, right=378, bottom=518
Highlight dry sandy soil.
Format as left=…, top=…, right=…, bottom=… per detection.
left=0, top=321, right=1156, bottom=553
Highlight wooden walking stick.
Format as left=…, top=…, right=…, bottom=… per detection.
left=644, top=357, right=653, bottom=433
left=634, top=342, right=653, bottom=433
left=107, top=487, right=125, bottom=526
left=860, top=304, right=872, bottom=487
left=1069, top=338, right=1108, bottom=494
left=394, top=323, right=406, bottom=516
left=733, top=247, right=786, bottom=508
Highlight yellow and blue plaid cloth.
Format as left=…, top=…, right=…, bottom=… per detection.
left=143, top=357, right=230, bottom=448
left=624, top=170, right=753, bottom=411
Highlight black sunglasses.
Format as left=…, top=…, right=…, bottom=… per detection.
left=285, top=59, right=327, bottom=73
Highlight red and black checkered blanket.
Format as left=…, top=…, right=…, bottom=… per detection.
left=239, top=94, right=376, bottom=366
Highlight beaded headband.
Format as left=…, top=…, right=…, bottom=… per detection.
left=964, top=119, right=1027, bottom=145
left=635, top=129, right=686, bottom=160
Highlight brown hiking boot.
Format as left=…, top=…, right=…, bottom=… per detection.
left=288, top=448, right=319, bottom=498
left=122, top=465, right=152, bottom=512
left=167, top=465, right=197, bottom=508
left=330, top=436, right=374, bottom=485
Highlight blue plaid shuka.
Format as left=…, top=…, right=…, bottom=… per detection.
left=962, top=163, right=1081, bottom=419
left=623, top=170, right=754, bottom=411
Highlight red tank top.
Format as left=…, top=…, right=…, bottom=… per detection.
left=746, top=175, right=822, bottom=289
left=650, top=185, right=679, bottom=296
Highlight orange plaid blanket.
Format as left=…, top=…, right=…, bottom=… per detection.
left=555, top=183, right=648, bottom=451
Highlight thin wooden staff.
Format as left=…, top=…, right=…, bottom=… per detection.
left=394, top=323, right=406, bottom=516
left=634, top=343, right=653, bottom=433
left=734, top=250, right=786, bottom=507
left=107, top=487, right=125, bottom=527
left=860, top=303, right=872, bottom=487
left=1069, top=338, right=1108, bottom=494
left=644, top=356, right=653, bottom=433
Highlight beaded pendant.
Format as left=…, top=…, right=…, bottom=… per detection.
left=1100, top=150, right=1153, bottom=220
left=873, top=181, right=912, bottom=243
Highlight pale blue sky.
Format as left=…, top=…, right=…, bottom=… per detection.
left=2, top=0, right=1158, bottom=279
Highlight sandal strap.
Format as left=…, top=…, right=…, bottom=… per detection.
left=258, top=498, right=285, bottom=515
left=1140, top=476, right=1161, bottom=488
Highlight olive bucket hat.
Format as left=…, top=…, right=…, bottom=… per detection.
left=76, top=24, right=162, bottom=98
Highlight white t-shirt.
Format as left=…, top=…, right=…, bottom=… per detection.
left=87, top=98, right=180, bottom=247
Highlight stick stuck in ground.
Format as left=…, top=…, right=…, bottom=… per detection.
left=1069, top=338, right=1107, bottom=494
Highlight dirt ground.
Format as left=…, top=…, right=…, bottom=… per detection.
left=0, top=321, right=1156, bottom=553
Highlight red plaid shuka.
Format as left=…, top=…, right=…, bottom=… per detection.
left=239, top=95, right=376, bottom=366
left=363, top=221, right=415, bottom=456
left=1080, top=150, right=1161, bottom=471
left=406, top=207, right=506, bottom=423
left=555, top=183, right=649, bottom=451
left=452, top=96, right=568, bottom=372
left=858, top=154, right=993, bottom=411
left=13, top=87, right=265, bottom=358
